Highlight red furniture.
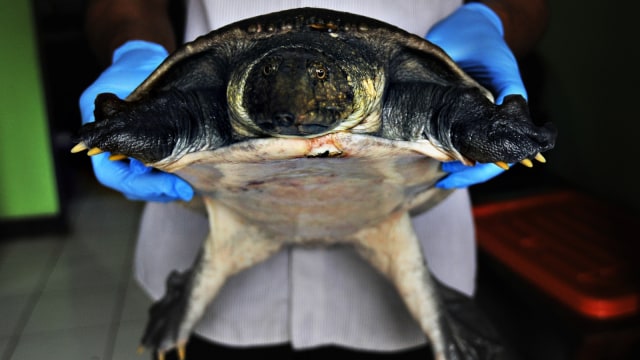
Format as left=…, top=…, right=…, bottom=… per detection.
left=473, top=190, right=639, bottom=358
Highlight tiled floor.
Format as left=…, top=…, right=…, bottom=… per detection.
left=0, top=177, right=152, bottom=360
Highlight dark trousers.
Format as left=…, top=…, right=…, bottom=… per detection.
left=154, top=335, right=434, bottom=359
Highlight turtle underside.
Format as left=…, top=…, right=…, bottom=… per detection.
left=74, top=7, right=556, bottom=360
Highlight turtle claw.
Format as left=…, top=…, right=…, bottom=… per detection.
left=135, top=345, right=187, bottom=360
left=497, top=155, right=544, bottom=169
left=519, top=158, right=533, bottom=168
left=108, top=154, right=128, bottom=161
left=492, top=153, right=546, bottom=169
left=70, top=142, right=88, bottom=153
left=534, top=152, right=546, bottom=163
left=87, top=147, right=104, bottom=156
left=519, top=153, right=547, bottom=168
left=145, top=342, right=186, bottom=360
left=71, top=142, right=127, bottom=161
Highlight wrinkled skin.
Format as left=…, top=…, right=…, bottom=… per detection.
left=74, top=8, right=556, bottom=360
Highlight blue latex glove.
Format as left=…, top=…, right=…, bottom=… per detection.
left=426, top=3, right=526, bottom=189
left=79, top=40, right=194, bottom=202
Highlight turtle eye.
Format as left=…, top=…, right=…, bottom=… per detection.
left=314, top=65, right=327, bottom=79
left=263, top=63, right=278, bottom=76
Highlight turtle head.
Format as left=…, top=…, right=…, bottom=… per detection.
left=234, top=48, right=356, bottom=137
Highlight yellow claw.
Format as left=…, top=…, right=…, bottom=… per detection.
left=158, top=351, right=165, bottom=360
left=71, top=142, right=88, bottom=153
left=109, top=154, right=128, bottom=161
left=87, top=147, right=104, bottom=156
left=178, top=345, right=186, bottom=360
left=520, top=159, right=533, bottom=168
left=534, top=153, right=546, bottom=163
left=494, top=161, right=510, bottom=170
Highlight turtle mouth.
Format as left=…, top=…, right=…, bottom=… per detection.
left=259, top=122, right=332, bottom=136
left=255, top=111, right=340, bottom=137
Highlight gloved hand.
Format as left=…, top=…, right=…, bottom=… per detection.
left=79, top=40, right=194, bottom=202
left=426, top=3, right=526, bottom=189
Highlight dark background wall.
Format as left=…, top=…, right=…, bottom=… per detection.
left=533, top=1, right=639, bottom=212
left=33, top=0, right=184, bottom=206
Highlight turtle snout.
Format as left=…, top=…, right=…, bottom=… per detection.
left=255, top=111, right=334, bottom=136
left=272, top=111, right=295, bottom=127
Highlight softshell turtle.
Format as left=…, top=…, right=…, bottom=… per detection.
left=73, top=7, right=556, bottom=360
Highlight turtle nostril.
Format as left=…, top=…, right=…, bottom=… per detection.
left=272, top=112, right=295, bottom=127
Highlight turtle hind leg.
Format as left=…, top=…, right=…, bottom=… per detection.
left=351, top=211, right=509, bottom=360
left=139, top=198, right=285, bottom=359
left=141, top=270, right=193, bottom=358
left=350, top=211, right=464, bottom=360
left=436, top=280, right=510, bottom=360
left=139, top=247, right=225, bottom=360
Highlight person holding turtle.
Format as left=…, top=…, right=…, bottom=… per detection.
left=80, top=0, right=549, bottom=358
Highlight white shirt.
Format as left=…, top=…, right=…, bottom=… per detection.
left=135, top=0, right=473, bottom=352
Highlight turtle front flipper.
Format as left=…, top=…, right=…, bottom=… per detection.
left=140, top=198, right=285, bottom=360
left=74, top=89, right=231, bottom=165
left=381, top=83, right=556, bottom=166
left=448, top=93, right=556, bottom=165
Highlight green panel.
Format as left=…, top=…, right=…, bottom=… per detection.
left=0, top=0, right=59, bottom=218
